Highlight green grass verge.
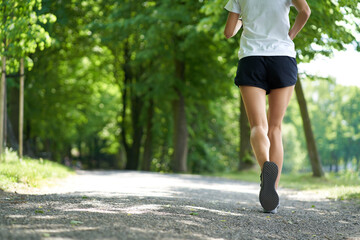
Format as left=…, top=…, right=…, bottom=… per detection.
left=208, top=169, right=360, bottom=201
left=0, top=149, right=74, bottom=191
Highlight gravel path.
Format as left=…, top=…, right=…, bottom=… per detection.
left=0, top=171, right=359, bottom=240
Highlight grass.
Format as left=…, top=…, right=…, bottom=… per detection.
left=1, top=147, right=358, bottom=202
left=208, top=168, right=360, bottom=201
left=0, top=148, right=74, bottom=192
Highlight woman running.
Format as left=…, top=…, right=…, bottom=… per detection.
left=224, top=0, right=311, bottom=213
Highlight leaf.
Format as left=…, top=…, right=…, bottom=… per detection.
left=70, top=220, right=83, bottom=225
left=311, top=205, right=315, bottom=208
left=82, top=196, right=88, bottom=199
left=190, top=212, right=199, bottom=216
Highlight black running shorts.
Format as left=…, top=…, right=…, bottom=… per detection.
left=234, top=56, right=298, bottom=95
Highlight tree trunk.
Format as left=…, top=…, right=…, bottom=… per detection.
left=119, top=40, right=144, bottom=171
left=94, top=137, right=101, bottom=168
left=141, top=99, right=154, bottom=171
left=6, top=117, right=18, bottom=150
left=19, top=58, right=25, bottom=160
left=0, top=56, right=6, bottom=157
left=172, top=59, right=188, bottom=173
left=4, top=68, right=7, bottom=149
left=120, top=42, right=132, bottom=169
left=125, top=95, right=144, bottom=170
left=295, top=76, right=324, bottom=177
left=87, top=142, right=93, bottom=169
left=8, top=76, right=19, bottom=149
left=23, top=117, right=35, bottom=157
left=238, top=96, right=254, bottom=170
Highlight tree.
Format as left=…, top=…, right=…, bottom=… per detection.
left=147, top=0, right=232, bottom=172
left=86, top=0, right=153, bottom=170
left=304, top=79, right=360, bottom=172
left=294, top=77, right=324, bottom=176
left=0, top=0, right=55, bottom=158
left=100, top=0, right=233, bottom=172
left=0, top=55, right=4, bottom=157
left=21, top=0, right=120, bottom=166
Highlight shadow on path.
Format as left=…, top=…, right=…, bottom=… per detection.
left=0, top=171, right=359, bottom=240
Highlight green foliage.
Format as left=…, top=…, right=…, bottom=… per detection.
left=303, top=79, right=360, bottom=172
left=70, top=220, right=84, bottom=225
left=24, top=0, right=120, bottom=164
left=85, top=0, right=238, bottom=171
left=280, top=78, right=360, bottom=174
left=292, top=0, right=360, bottom=62
left=0, top=0, right=56, bottom=71
left=281, top=93, right=310, bottom=173
left=5, top=0, right=360, bottom=175
left=187, top=98, right=238, bottom=173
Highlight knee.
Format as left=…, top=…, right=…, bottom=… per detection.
left=268, top=124, right=282, bottom=138
left=250, top=125, right=268, bottom=138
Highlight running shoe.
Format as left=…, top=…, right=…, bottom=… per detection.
left=259, top=161, right=279, bottom=213
left=264, top=204, right=280, bottom=214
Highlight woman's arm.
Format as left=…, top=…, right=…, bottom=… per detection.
left=289, top=0, right=311, bottom=40
left=224, top=12, right=242, bottom=39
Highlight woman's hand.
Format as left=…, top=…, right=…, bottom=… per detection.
left=288, top=0, right=311, bottom=40
left=224, top=12, right=242, bottom=39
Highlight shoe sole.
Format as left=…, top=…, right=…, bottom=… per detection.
left=264, top=204, right=279, bottom=214
left=259, top=162, right=279, bottom=212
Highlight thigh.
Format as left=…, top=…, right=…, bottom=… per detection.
left=267, top=86, right=295, bottom=126
left=239, top=86, right=268, bottom=129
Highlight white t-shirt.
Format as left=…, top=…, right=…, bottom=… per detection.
left=224, top=0, right=296, bottom=59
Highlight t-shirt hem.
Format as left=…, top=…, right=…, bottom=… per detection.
left=238, top=51, right=296, bottom=60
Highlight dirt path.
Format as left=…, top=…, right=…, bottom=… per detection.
left=0, top=171, right=359, bottom=240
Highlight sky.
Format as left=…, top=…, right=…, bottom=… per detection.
left=298, top=47, right=360, bottom=87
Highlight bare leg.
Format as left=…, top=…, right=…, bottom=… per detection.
left=239, top=86, right=269, bottom=169
left=267, top=86, right=295, bottom=189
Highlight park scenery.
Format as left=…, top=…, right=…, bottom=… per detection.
left=0, top=0, right=360, bottom=240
